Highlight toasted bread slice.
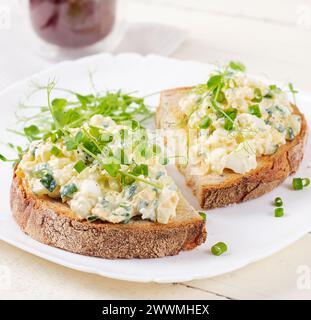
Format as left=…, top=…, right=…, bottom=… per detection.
left=10, top=171, right=206, bottom=259
left=157, top=87, right=308, bottom=209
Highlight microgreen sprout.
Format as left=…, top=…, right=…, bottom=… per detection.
left=288, top=82, right=298, bottom=105
left=2, top=78, right=162, bottom=191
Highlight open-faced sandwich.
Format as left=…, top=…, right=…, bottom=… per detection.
left=8, top=86, right=206, bottom=259
left=157, top=62, right=307, bottom=209
left=3, top=61, right=308, bottom=260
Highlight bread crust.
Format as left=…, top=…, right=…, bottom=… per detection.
left=10, top=173, right=206, bottom=259
left=157, top=87, right=308, bottom=209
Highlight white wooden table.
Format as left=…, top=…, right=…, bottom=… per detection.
left=1, top=0, right=311, bottom=300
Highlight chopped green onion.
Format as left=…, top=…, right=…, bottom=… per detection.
left=264, top=92, right=273, bottom=99
left=211, top=242, right=228, bottom=256
left=140, top=146, right=153, bottom=159
left=198, top=211, right=207, bottom=221
left=129, top=120, right=139, bottom=131
left=160, top=157, right=169, bottom=165
left=251, top=88, right=262, bottom=103
left=293, top=177, right=310, bottom=190
left=286, top=127, right=295, bottom=141
left=101, top=133, right=113, bottom=143
left=274, top=207, right=284, bottom=217
left=248, top=104, right=262, bottom=118
left=74, top=160, right=86, bottom=173
left=274, top=197, right=283, bottom=207
left=303, top=178, right=310, bottom=187
left=50, top=146, right=62, bottom=157
left=40, top=173, right=57, bottom=192
left=152, top=144, right=161, bottom=154
left=198, top=115, right=212, bottom=129
left=87, top=215, right=99, bottom=222
left=60, top=183, right=78, bottom=198
left=293, top=178, right=303, bottom=190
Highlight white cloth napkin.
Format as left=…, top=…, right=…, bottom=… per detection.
left=0, top=3, right=186, bottom=91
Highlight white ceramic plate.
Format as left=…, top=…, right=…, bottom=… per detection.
left=0, top=53, right=310, bottom=283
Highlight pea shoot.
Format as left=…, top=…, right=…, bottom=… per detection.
left=12, top=79, right=153, bottom=142
left=223, top=108, right=238, bottom=131
left=228, top=61, right=246, bottom=72
left=288, top=82, right=298, bottom=105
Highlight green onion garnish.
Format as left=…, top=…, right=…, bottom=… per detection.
left=87, top=215, right=99, bottom=222
left=160, top=157, right=169, bottom=165
left=198, top=115, right=212, bottom=129
left=60, top=183, right=78, bottom=198
left=274, top=207, right=284, bottom=217
left=152, top=144, right=161, bottom=154
left=211, top=242, right=228, bottom=256
left=251, top=88, right=262, bottom=103
left=287, top=127, right=295, bottom=141
left=101, top=133, right=113, bottom=143
left=292, top=177, right=309, bottom=190
left=50, top=146, right=62, bottom=157
left=40, top=173, right=57, bottom=192
left=293, top=178, right=303, bottom=190
left=198, top=211, right=207, bottom=221
left=303, top=178, right=310, bottom=187
left=248, top=104, right=262, bottom=118
left=74, top=160, right=86, bottom=173
left=274, top=197, right=283, bottom=207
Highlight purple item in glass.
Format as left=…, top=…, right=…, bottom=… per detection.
left=29, top=0, right=116, bottom=48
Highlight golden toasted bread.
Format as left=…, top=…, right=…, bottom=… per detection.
left=157, top=87, right=308, bottom=209
left=11, top=171, right=206, bottom=259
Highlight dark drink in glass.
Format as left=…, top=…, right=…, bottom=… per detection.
left=29, top=0, right=117, bottom=48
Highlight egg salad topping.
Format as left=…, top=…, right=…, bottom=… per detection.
left=178, top=62, right=302, bottom=175
left=18, top=115, right=179, bottom=224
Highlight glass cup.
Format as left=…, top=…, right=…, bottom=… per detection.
left=28, top=0, right=125, bottom=60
